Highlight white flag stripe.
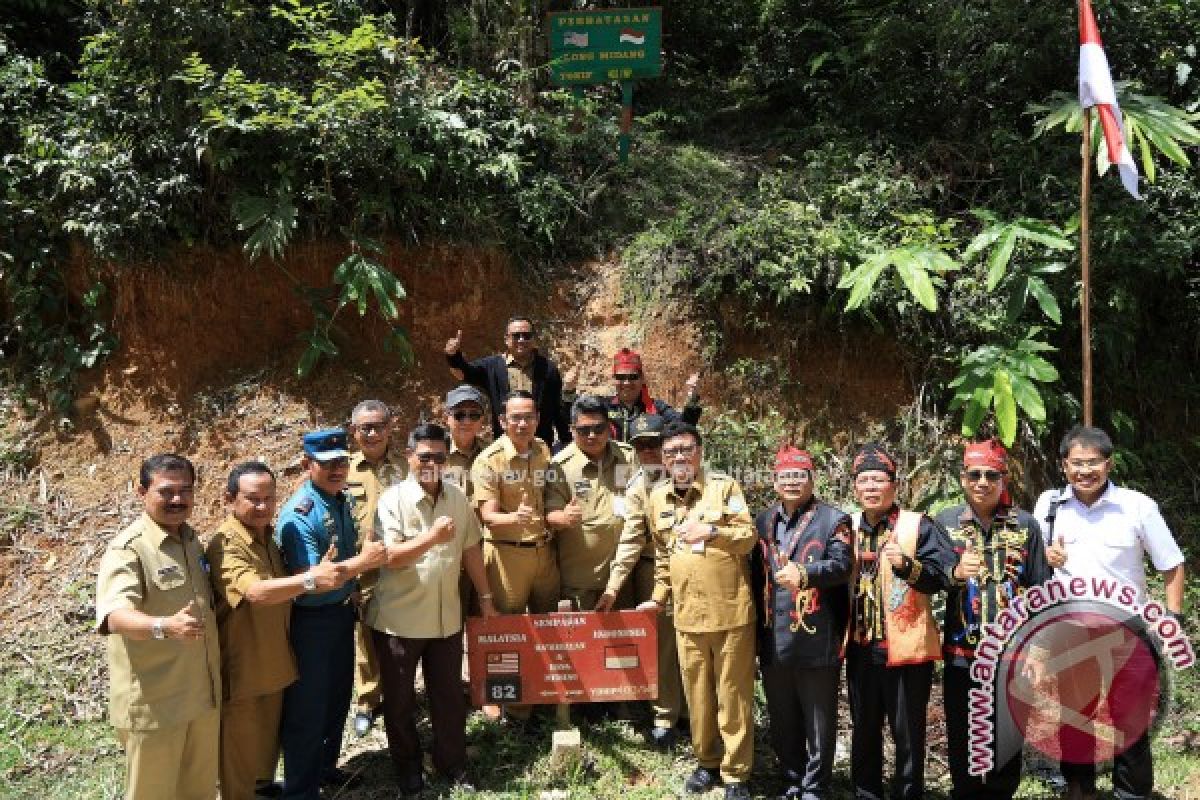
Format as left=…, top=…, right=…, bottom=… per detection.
left=1079, top=43, right=1118, bottom=108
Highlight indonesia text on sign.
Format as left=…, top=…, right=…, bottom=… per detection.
left=547, top=7, right=663, bottom=85
left=466, top=610, right=659, bottom=706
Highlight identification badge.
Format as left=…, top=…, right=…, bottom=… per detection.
left=156, top=564, right=183, bottom=582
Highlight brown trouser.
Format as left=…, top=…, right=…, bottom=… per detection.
left=677, top=624, right=756, bottom=783
left=219, top=691, right=282, bottom=800
left=372, top=628, right=467, bottom=780
left=117, top=707, right=220, bottom=800
left=633, top=556, right=686, bottom=728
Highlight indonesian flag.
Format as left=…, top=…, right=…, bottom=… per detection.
left=1078, top=0, right=1139, bottom=198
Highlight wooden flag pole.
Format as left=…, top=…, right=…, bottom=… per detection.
left=1080, top=106, right=1094, bottom=426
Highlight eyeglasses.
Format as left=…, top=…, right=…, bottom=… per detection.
left=662, top=444, right=698, bottom=458
left=507, top=413, right=537, bottom=424
left=354, top=423, right=388, bottom=435
left=573, top=422, right=609, bottom=437
left=613, top=373, right=641, bottom=383
left=451, top=410, right=483, bottom=422
left=415, top=452, right=448, bottom=464
left=316, top=457, right=349, bottom=469
left=776, top=471, right=811, bottom=483
left=854, top=475, right=892, bottom=487
left=1066, top=457, right=1108, bottom=470
left=508, top=331, right=535, bottom=341
left=632, top=439, right=661, bottom=451
left=964, top=469, right=1003, bottom=483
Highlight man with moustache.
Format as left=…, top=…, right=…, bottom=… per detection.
left=846, top=442, right=955, bottom=800
left=1033, top=425, right=1186, bottom=800
left=275, top=429, right=387, bottom=799
left=635, top=422, right=756, bottom=800
left=752, top=446, right=853, bottom=800
left=443, top=385, right=488, bottom=500
left=601, top=414, right=688, bottom=748
left=368, top=423, right=497, bottom=794
left=207, top=462, right=349, bottom=799
left=564, top=347, right=702, bottom=443
left=96, top=454, right=222, bottom=800
left=471, top=390, right=559, bottom=722
left=935, top=440, right=1051, bottom=800
left=345, top=399, right=407, bottom=737
left=445, top=317, right=570, bottom=446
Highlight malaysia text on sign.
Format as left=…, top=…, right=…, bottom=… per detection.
left=466, top=610, right=659, bottom=706
left=547, top=7, right=663, bottom=85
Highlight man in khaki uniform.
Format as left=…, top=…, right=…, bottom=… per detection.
left=601, top=414, right=687, bottom=748
left=635, top=423, right=756, bottom=800
left=345, top=399, right=407, bottom=736
left=471, top=389, right=559, bottom=721
left=443, top=384, right=488, bottom=503
left=95, top=454, right=222, bottom=800
left=207, top=462, right=349, bottom=800
left=545, top=394, right=636, bottom=612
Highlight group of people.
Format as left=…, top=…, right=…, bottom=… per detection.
left=94, top=316, right=1187, bottom=800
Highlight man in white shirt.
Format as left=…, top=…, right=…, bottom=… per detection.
left=1033, top=425, right=1185, bottom=800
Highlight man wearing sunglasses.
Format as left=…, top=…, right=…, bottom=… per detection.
left=545, top=394, right=636, bottom=615
left=602, top=414, right=689, bottom=749
left=443, top=385, right=488, bottom=500
left=366, top=423, right=496, bottom=795
left=444, top=317, right=570, bottom=447
left=275, top=429, right=387, bottom=799
left=1032, top=425, right=1185, bottom=800
left=934, top=439, right=1052, bottom=800
left=345, top=400, right=408, bottom=738
left=579, top=348, right=702, bottom=443
left=634, top=422, right=757, bottom=800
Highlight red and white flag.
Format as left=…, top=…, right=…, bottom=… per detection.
left=1078, top=0, right=1140, bottom=198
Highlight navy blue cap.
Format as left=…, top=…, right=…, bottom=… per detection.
left=630, top=414, right=665, bottom=441
left=303, top=428, right=350, bottom=461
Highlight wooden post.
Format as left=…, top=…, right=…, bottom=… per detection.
left=619, top=81, right=634, bottom=164
left=1081, top=107, right=1094, bottom=426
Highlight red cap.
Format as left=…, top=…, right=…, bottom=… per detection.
left=613, top=348, right=643, bottom=374
left=963, top=439, right=1008, bottom=471
left=775, top=446, right=814, bottom=473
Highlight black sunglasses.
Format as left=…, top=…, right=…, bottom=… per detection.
left=451, top=410, right=483, bottom=421
left=963, top=468, right=1003, bottom=483
left=613, top=373, right=641, bottom=382
left=416, top=452, right=448, bottom=464
left=574, top=422, right=609, bottom=437
left=509, top=331, right=535, bottom=341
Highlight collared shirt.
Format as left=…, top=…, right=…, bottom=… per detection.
left=607, top=465, right=668, bottom=595
left=206, top=514, right=298, bottom=700
left=275, top=480, right=359, bottom=607
left=1033, top=482, right=1184, bottom=602
left=646, top=468, right=756, bottom=633
left=545, top=441, right=636, bottom=590
left=347, top=448, right=408, bottom=540
left=505, top=352, right=535, bottom=393
left=607, top=395, right=702, bottom=443
left=366, top=476, right=483, bottom=639
left=95, top=513, right=221, bottom=730
left=471, top=435, right=553, bottom=543
left=445, top=437, right=485, bottom=502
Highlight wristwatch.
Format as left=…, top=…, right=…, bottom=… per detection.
left=151, top=617, right=166, bottom=640
left=707, top=524, right=718, bottom=541
left=302, top=571, right=317, bottom=592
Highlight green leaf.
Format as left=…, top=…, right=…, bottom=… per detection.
left=993, top=369, right=1017, bottom=446
left=962, top=386, right=992, bottom=435
left=1009, top=374, right=1047, bottom=422
left=839, top=253, right=889, bottom=311
left=1027, top=277, right=1062, bottom=324
left=986, top=228, right=1017, bottom=291
left=892, top=251, right=938, bottom=311
left=1005, top=276, right=1030, bottom=323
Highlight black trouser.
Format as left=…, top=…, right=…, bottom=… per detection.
left=943, top=662, right=1022, bottom=800
left=1061, top=732, right=1153, bottom=800
left=372, top=628, right=467, bottom=781
left=762, top=661, right=840, bottom=800
left=846, top=646, right=933, bottom=800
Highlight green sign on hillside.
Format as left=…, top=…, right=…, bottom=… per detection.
left=547, top=7, right=662, bottom=85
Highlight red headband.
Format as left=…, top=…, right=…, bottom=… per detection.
left=775, top=446, right=814, bottom=473
left=613, top=347, right=643, bottom=374
left=963, top=438, right=1007, bottom=472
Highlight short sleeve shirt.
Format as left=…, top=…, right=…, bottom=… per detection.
left=275, top=480, right=359, bottom=607
left=445, top=438, right=484, bottom=502
left=471, top=435, right=552, bottom=543
left=206, top=515, right=298, bottom=700
left=366, top=477, right=483, bottom=638
left=347, top=449, right=408, bottom=540
left=1033, top=482, right=1185, bottom=602
left=95, top=513, right=221, bottom=730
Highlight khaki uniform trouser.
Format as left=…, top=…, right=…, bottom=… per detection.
left=219, top=691, right=282, bottom=800
left=354, top=618, right=382, bottom=712
left=677, top=624, right=756, bottom=783
left=633, top=556, right=686, bottom=728
left=484, top=539, right=561, bottom=719
left=117, top=707, right=220, bottom=800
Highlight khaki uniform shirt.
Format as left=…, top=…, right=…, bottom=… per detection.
left=606, top=465, right=667, bottom=595
left=505, top=353, right=535, bottom=393
left=206, top=514, right=298, bottom=701
left=545, top=441, right=635, bottom=590
left=95, top=513, right=221, bottom=730
left=646, top=469, right=756, bottom=633
left=366, top=477, right=483, bottom=639
left=445, top=438, right=484, bottom=502
left=471, top=435, right=552, bottom=543
left=347, top=449, right=408, bottom=539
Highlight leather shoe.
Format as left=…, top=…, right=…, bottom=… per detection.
left=321, top=768, right=363, bottom=789
left=684, top=766, right=721, bottom=794
left=725, top=784, right=751, bottom=800
left=353, top=709, right=376, bottom=737
left=648, top=725, right=677, bottom=750
left=253, top=781, right=283, bottom=798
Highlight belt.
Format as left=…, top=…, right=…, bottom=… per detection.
left=486, top=535, right=552, bottom=549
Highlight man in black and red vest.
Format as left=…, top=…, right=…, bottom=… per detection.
left=751, top=446, right=853, bottom=800
left=935, top=438, right=1051, bottom=800
left=578, top=347, right=703, bottom=442
left=846, top=442, right=956, bottom=800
